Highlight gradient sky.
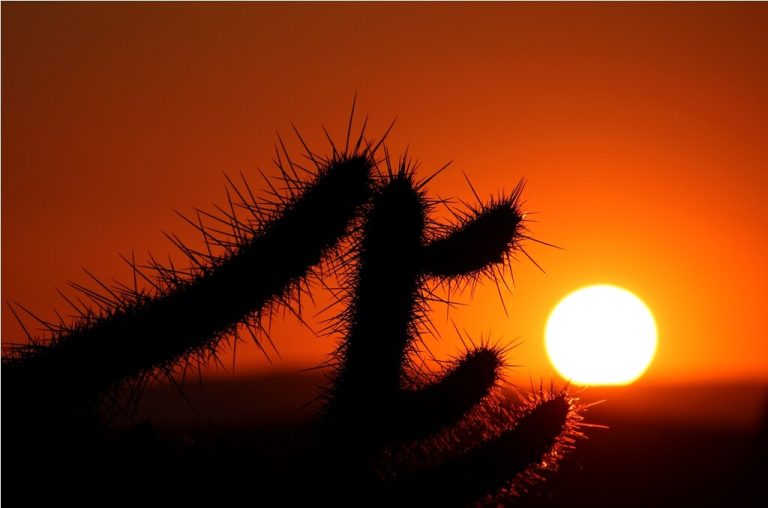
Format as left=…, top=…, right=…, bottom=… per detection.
left=3, top=3, right=767, bottom=384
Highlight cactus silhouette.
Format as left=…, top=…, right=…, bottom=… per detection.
left=3, top=115, right=586, bottom=506
left=312, top=162, right=583, bottom=505
left=3, top=124, right=381, bottom=430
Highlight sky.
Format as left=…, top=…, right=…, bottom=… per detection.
left=3, top=2, right=768, bottom=385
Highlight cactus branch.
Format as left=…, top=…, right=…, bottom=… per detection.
left=4, top=146, right=376, bottom=426
left=320, top=164, right=581, bottom=505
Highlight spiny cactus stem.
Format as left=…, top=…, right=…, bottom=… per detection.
left=393, top=346, right=502, bottom=442
left=5, top=154, right=374, bottom=424
left=386, top=395, right=571, bottom=506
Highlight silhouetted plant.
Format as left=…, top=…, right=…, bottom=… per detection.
left=317, top=162, right=585, bottom=504
left=3, top=113, right=588, bottom=506
left=3, top=123, right=382, bottom=430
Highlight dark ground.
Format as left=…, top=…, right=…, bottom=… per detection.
left=3, top=373, right=766, bottom=506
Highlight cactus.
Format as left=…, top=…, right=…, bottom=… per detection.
left=3, top=115, right=588, bottom=505
left=317, top=162, right=585, bottom=504
left=3, top=123, right=381, bottom=430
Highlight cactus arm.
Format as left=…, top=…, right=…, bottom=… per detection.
left=4, top=154, right=375, bottom=424
left=385, top=395, right=571, bottom=506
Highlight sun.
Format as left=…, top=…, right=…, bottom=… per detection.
left=545, top=285, right=657, bottom=385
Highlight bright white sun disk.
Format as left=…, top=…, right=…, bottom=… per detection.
left=545, top=285, right=657, bottom=385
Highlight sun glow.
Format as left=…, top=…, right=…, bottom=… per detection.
left=545, top=285, right=657, bottom=385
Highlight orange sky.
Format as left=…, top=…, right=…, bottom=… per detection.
left=3, top=3, right=767, bottom=385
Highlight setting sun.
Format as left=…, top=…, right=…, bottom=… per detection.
left=545, top=285, right=657, bottom=385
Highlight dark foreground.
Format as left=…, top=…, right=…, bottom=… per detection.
left=3, top=374, right=766, bottom=506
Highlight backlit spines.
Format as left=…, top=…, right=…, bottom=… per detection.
left=384, top=391, right=580, bottom=506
